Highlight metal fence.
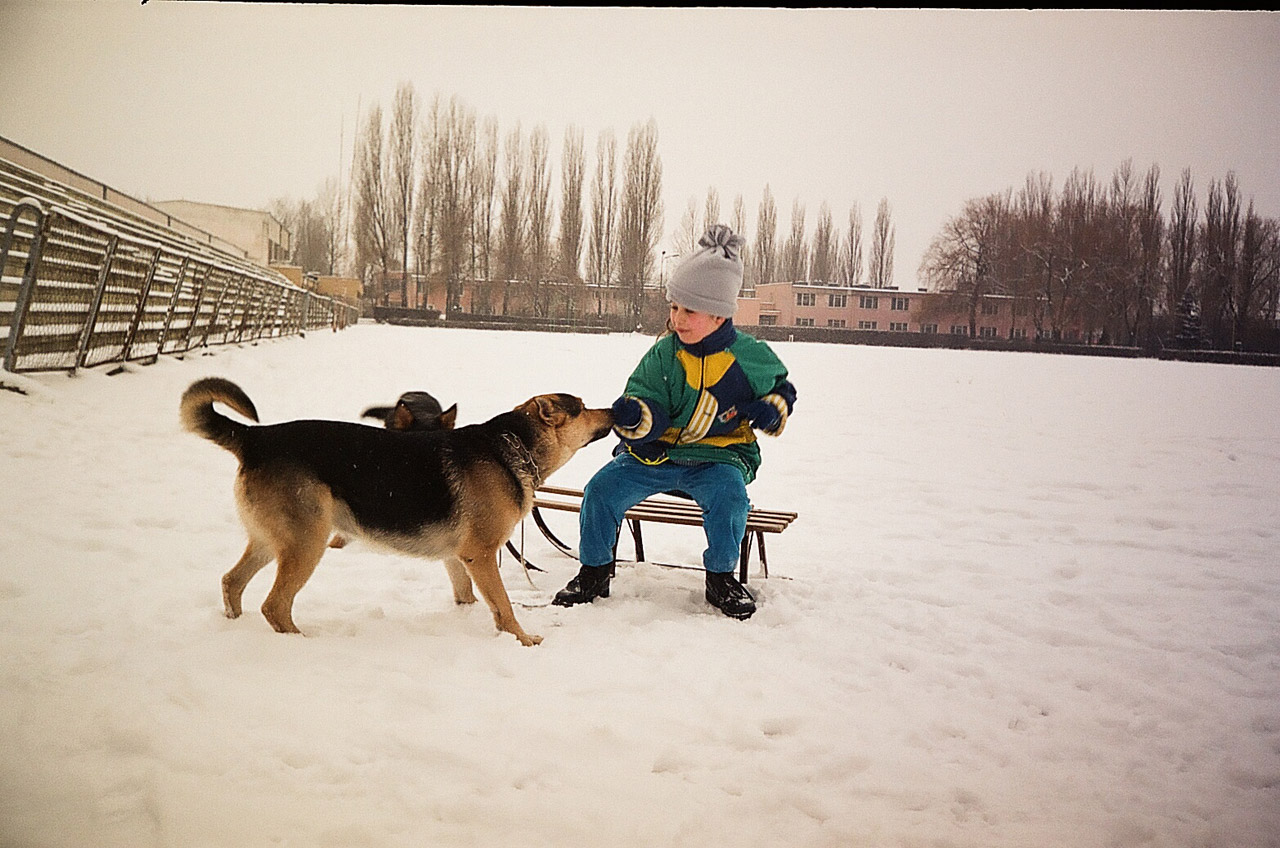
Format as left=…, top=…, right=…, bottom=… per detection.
left=1, top=155, right=358, bottom=374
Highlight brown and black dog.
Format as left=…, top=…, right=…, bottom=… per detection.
left=326, top=391, right=459, bottom=550
left=181, top=377, right=612, bottom=645
left=360, top=391, right=458, bottom=432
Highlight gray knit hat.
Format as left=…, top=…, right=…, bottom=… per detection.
left=666, top=224, right=745, bottom=317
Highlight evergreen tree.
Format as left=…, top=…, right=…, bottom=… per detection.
left=1171, top=289, right=1205, bottom=349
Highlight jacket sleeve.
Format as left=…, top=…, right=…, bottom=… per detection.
left=615, top=340, right=674, bottom=444
left=735, top=337, right=796, bottom=436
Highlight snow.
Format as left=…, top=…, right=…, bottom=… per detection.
left=1, top=323, right=1278, bottom=848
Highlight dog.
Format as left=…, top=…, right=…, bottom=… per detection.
left=326, top=391, right=459, bottom=550
left=181, top=377, right=612, bottom=646
left=361, top=391, right=458, bottom=432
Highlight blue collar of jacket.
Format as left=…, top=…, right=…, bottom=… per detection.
left=677, top=319, right=737, bottom=356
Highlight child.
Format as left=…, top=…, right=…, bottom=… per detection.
left=553, top=225, right=797, bottom=619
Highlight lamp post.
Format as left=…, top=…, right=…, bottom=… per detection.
left=660, top=251, right=680, bottom=289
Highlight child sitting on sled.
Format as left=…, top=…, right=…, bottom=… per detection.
left=553, top=225, right=797, bottom=619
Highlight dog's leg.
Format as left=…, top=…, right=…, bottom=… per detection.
left=443, top=557, right=477, bottom=605
left=260, top=535, right=328, bottom=634
left=460, top=547, right=541, bottom=646
left=223, top=540, right=272, bottom=619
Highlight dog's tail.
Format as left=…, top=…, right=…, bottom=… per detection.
left=180, top=377, right=259, bottom=457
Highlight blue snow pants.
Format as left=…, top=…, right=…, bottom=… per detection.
left=578, top=453, right=750, bottom=574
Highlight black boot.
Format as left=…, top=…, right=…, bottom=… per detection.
left=705, top=571, right=756, bottom=620
left=553, top=563, right=615, bottom=607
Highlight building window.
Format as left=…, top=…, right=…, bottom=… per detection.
left=796, top=317, right=815, bottom=327
left=891, top=296, right=910, bottom=311
left=979, top=326, right=999, bottom=338
left=759, top=314, right=778, bottom=326
left=889, top=322, right=908, bottom=332
left=827, top=319, right=847, bottom=328
left=828, top=293, right=848, bottom=308
left=920, top=323, right=939, bottom=334
left=858, top=320, right=878, bottom=330
left=1011, top=327, right=1026, bottom=339
left=950, top=325, right=969, bottom=336
left=796, top=292, right=816, bottom=307
left=859, top=295, right=879, bottom=309
left=981, top=302, right=1000, bottom=316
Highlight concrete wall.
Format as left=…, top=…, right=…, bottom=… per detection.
left=152, top=200, right=291, bottom=267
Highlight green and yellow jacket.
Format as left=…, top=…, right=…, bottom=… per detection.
left=614, top=320, right=797, bottom=484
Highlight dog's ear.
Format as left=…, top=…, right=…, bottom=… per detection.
left=390, top=401, right=417, bottom=431
left=438, top=404, right=458, bottom=430
left=526, top=396, right=567, bottom=427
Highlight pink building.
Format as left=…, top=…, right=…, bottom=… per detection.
left=741, top=282, right=1081, bottom=341
left=373, top=271, right=1084, bottom=342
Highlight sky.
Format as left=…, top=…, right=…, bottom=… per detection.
left=1, top=3, right=1278, bottom=288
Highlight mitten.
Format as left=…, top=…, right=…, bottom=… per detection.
left=612, top=395, right=669, bottom=444
left=611, top=396, right=644, bottom=430
left=740, top=397, right=788, bottom=435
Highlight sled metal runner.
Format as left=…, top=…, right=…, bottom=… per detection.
left=505, top=484, right=797, bottom=583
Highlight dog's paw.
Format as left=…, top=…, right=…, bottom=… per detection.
left=517, top=632, right=543, bottom=647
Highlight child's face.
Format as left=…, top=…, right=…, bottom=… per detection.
left=669, top=303, right=725, bottom=345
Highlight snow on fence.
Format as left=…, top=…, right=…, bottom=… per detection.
left=0, top=157, right=358, bottom=374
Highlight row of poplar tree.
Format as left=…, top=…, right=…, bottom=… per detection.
left=269, top=82, right=898, bottom=319
left=270, top=84, right=1277, bottom=352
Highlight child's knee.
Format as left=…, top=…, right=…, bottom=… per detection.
left=705, top=466, right=749, bottom=506
left=583, top=456, right=626, bottom=499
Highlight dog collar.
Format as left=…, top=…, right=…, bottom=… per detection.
left=502, top=431, right=542, bottom=488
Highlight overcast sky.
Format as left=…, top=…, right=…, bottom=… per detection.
left=1, top=4, right=1277, bottom=287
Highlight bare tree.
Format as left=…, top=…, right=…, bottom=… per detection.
left=557, top=124, right=586, bottom=317
left=586, top=129, right=618, bottom=291
left=318, top=176, right=344, bottom=275
left=732, top=194, right=750, bottom=294
left=809, top=202, right=835, bottom=284
left=1166, top=168, right=1198, bottom=319
left=1053, top=169, right=1100, bottom=339
left=920, top=193, right=1009, bottom=337
left=435, top=96, right=476, bottom=313
left=497, top=124, right=526, bottom=313
left=388, top=82, right=418, bottom=305
left=617, top=119, right=663, bottom=326
left=674, top=197, right=699, bottom=257
left=526, top=124, right=554, bottom=316
left=1011, top=171, right=1057, bottom=338
left=1130, top=163, right=1164, bottom=346
left=469, top=115, right=500, bottom=312
left=731, top=195, right=747, bottom=238
left=273, top=186, right=342, bottom=276
left=869, top=197, right=895, bottom=289
left=413, top=97, right=441, bottom=306
left=352, top=103, right=395, bottom=304
left=751, top=185, right=778, bottom=289
left=1097, top=159, right=1140, bottom=344
left=837, top=203, right=863, bottom=287
left=703, top=187, right=721, bottom=233
left=1199, top=172, right=1241, bottom=348
left=1241, top=211, right=1280, bottom=349
left=781, top=199, right=807, bottom=282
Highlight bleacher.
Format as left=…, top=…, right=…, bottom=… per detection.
left=0, top=137, right=357, bottom=374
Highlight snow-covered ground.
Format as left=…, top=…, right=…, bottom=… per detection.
left=1, top=323, right=1277, bottom=848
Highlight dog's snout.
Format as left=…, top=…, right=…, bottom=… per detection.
left=588, top=407, right=615, bottom=443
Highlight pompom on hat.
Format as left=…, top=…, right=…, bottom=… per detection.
left=666, top=224, right=745, bottom=318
